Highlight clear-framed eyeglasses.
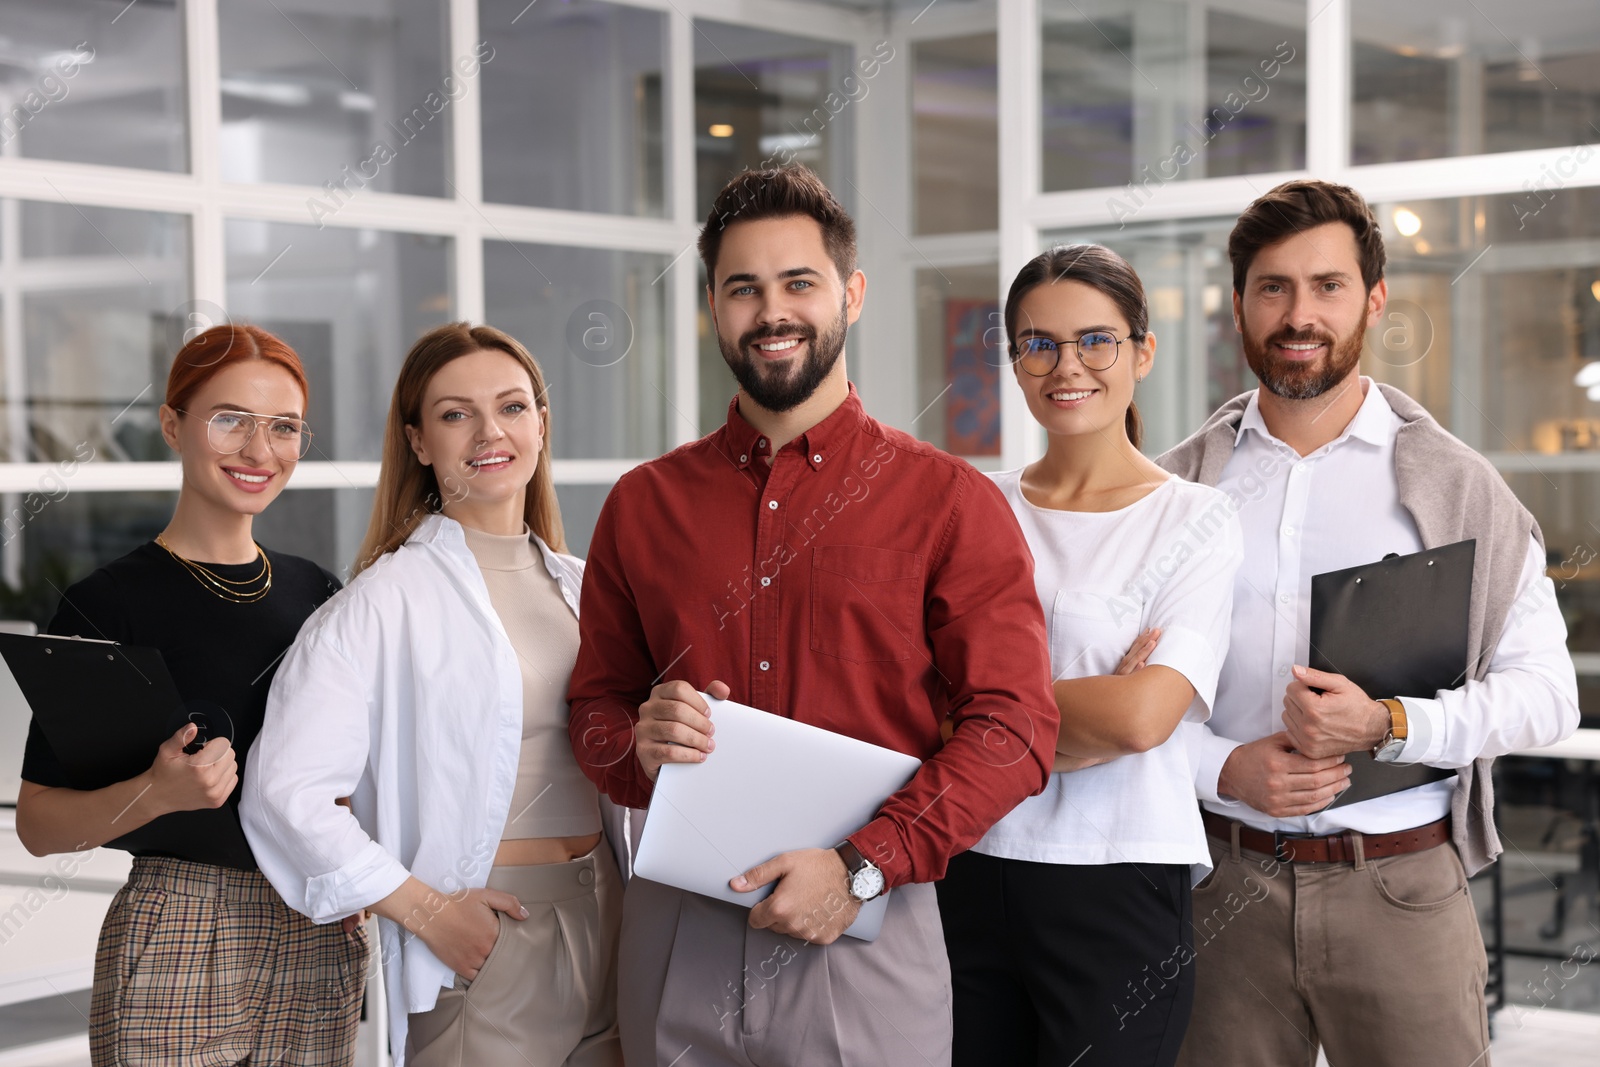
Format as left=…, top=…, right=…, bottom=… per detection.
left=180, top=409, right=314, bottom=460
left=1011, top=331, right=1127, bottom=376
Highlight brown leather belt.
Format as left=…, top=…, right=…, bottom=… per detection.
left=1201, top=810, right=1450, bottom=864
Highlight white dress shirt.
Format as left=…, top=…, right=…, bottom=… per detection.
left=1186, top=379, right=1580, bottom=835
left=239, top=513, right=627, bottom=1065
left=972, top=471, right=1242, bottom=874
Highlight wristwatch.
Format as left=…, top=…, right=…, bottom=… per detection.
left=1372, top=698, right=1408, bottom=762
left=834, top=840, right=886, bottom=903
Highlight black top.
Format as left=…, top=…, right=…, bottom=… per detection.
left=21, top=541, right=340, bottom=870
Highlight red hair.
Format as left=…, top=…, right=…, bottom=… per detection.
left=165, top=324, right=310, bottom=414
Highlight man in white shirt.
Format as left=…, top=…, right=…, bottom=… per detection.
left=1158, top=178, right=1580, bottom=1067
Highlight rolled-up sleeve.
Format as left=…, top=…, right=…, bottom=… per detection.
left=849, top=468, right=1059, bottom=886
left=241, top=621, right=410, bottom=923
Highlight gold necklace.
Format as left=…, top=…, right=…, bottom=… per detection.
left=156, top=536, right=273, bottom=603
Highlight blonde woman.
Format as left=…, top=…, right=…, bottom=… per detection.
left=241, top=323, right=623, bottom=1067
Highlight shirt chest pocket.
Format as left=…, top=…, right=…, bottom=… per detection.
left=810, top=545, right=925, bottom=663
left=1049, top=588, right=1143, bottom=680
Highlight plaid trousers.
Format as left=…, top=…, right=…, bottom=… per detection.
left=89, top=855, right=370, bottom=1067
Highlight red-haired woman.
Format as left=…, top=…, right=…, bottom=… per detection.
left=14, top=325, right=368, bottom=1067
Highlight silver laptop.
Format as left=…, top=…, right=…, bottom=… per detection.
left=632, top=695, right=923, bottom=942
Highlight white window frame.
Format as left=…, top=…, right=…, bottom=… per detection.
left=0, top=0, right=876, bottom=501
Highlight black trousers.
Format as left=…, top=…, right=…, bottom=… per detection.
left=936, top=850, right=1194, bottom=1067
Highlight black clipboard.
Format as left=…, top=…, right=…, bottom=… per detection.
left=1307, top=540, right=1471, bottom=810
left=1, top=632, right=255, bottom=868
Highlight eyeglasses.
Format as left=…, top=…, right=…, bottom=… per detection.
left=1011, top=331, right=1126, bottom=376
left=180, top=409, right=314, bottom=460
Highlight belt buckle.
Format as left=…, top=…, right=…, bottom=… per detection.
left=1271, top=828, right=1319, bottom=863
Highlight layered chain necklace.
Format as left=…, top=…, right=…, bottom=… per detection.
left=156, top=535, right=273, bottom=603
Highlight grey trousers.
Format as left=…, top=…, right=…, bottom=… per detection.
left=618, top=876, right=953, bottom=1067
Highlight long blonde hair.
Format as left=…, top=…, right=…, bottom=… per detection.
left=353, top=322, right=566, bottom=576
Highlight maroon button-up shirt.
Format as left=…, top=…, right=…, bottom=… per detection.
left=567, top=386, right=1058, bottom=887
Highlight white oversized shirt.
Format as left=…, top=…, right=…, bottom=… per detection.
left=971, top=471, right=1243, bottom=872
left=239, top=513, right=628, bottom=1066
left=1186, top=379, right=1580, bottom=835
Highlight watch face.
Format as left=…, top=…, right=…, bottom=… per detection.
left=1374, top=738, right=1404, bottom=763
left=851, top=866, right=885, bottom=901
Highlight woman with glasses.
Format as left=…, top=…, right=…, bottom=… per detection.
left=15, top=324, right=368, bottom=1067
left=242, top=323, right=622, bottom=1067
left=934, top=245, right=1244, bottom=1067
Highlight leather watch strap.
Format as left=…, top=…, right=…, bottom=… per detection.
left=1379, top=697, right=1408, bottom=740
left=835, top=839, right=868, bottom=875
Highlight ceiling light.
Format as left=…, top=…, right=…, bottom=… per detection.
left=709, top=124, right=734, bottom=138
left=1591, top=280, right=1600, bottom=302
left=1393, top=208, right=1422, bottom=237
left=1576, top=362, right=1600, bottom=389
left=1590, top=384, right=1600, bottom=402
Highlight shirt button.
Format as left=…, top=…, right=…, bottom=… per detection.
left=813, top=454, right=822, bottom=464
left=1278, top=665, right=1289, bottom=677
left=1282, top=525, right=1294, bottom=536
left=760, top=577, right=771, bottom=587
left=1295, top=464, right=1306, bottom=474
left=1279, top=593, right=1291, bottom=604
left=759, top=660, right=770, bottom=671
left=767, top=500, right=778, bottom=510
left=740, top=454, right=748, bottom=463
left=758, top=437, right=767, bottom=449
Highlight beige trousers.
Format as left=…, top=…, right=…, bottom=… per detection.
left=1176, top=831, right=1490, bottom=1067
left=406, top=846, right=623, bottom=1067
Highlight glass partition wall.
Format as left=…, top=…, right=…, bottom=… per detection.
left=0, top=0, right=1596, bottom=720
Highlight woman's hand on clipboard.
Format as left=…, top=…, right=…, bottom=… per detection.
left=144, top=722, right=238, bottom=815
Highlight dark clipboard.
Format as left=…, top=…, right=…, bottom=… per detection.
left=1, top=632, right=255, bottom=868
left=1307, top=540, right=1472, bottom=810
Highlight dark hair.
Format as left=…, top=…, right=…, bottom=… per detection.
left=1229, top=178, right=1386, bottom=295
left=697, top=164, right=858, bottom=285
left=1004, top=244, right=1148, bottom=449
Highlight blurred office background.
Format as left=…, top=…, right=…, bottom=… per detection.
left=0, top=0, right=1599, bottom=1062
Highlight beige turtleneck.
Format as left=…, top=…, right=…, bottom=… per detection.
left=462, top=524, right=599, bottom=840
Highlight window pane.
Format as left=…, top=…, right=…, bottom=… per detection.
left=217, top=0, right=451, bottom=197
left=1367, top=188, right=1600, bottom=453
left=1040, top=217, right=1245, bottom=455
left=1040, top=1, right=1306, bottom=193
left=1352, top=0, right=1600, bottom=165
left=555, top=483, right=612, bottom=558
left=483, top=242, right=670, bottom=460
left=480, top=0, right=667, bottom=216
left=225, top=222, right=454, bottom=461
left=694, top=22, right=855, bottom=219
left=915, top=265, right=1001, bottom=460
left=15, top=201, right=190, bottom=464
left=914, top=33, right=998, bottom=235
left=0, top=0, right=186, bottom=172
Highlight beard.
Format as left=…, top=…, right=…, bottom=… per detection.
left=718, top=302, right=849, bottom=413
left=1242, top=314, right=1366, bottom=401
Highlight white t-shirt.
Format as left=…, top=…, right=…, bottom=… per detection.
left=971, top=469, right=1243, bottom=872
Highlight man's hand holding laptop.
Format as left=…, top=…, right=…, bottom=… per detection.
left=636, top=678, right=863, bottom=945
